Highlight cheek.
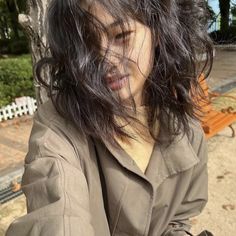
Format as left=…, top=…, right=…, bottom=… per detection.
left=129, top=37, right=153, bottom=79
left=140, top=39, right=154, bottom=74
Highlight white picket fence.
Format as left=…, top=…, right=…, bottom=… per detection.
left=0, top=96, right=37, bottom=122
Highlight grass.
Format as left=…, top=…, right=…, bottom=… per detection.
left=0, top=54, right=31, bottom=60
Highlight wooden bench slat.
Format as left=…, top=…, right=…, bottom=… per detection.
left=203, top=114, right=236, bottom=133
left=201, top=111, right=225, bottom=124
left=195, top=74, right=236, bottom=139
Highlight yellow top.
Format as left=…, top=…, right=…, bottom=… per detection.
left=113, top=106, right=159, bottom=174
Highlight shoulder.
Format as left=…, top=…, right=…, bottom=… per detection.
left=186, top=116, right=208, bottom=163
left=33, top=98, right=69, bottom=128
left=26, top=99, right=89, bottom=168
left=187, top=117, right=205, bottom=146
left=33, top=98, right=86, bottom=141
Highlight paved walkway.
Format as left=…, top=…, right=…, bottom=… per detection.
left=0, top=119, right=32, bottom=175
left=208, top=48, right=236, bottom=91
left=0, top=48, right=236, bottom=235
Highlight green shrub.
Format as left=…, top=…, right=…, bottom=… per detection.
left=0, top=39, right=10, bottom=54
left=0, top=36, right=29, bottom=55
left=0, top=54, right=35, bottom=107
left=9, top=39, right=29, bottom=55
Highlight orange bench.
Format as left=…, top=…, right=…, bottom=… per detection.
left=196, top=75, right=236, bottom=139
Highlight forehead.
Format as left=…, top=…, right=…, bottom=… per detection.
left=87, top=2, right=135, bottom=30
left=89, top=3, right=113, bottom=25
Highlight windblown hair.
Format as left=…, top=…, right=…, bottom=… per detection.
left=35, top=0, right=214, bottom=148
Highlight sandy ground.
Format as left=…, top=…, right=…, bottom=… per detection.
left=191, top=87, right=236, bottom=235
left=191, top=124, right=236, bottom=236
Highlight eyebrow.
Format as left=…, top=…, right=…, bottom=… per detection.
left=105, top=19, right=123, bottom=30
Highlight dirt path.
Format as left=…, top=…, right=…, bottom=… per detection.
left=191, top=123, right=236, bottom=236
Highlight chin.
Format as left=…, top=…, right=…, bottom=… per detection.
left=117, top=88, right=141, bottom=106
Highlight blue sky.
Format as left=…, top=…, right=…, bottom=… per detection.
left=208, top=0, right=219, bottom=14
left=208, top=0, right=236, bottom=14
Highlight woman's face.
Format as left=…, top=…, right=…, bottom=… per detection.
left=89, top=3, right=155, bottom=107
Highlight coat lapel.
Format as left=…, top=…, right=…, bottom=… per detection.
left=97, top=124, right=200, bottom=189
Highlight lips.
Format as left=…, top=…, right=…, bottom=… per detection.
left=106, top=75, right=129, bottom=90
left=105, top=74, right=129, bottom=83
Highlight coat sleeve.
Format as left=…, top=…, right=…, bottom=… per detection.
left=161, top=121, right=209, bottom=236
left=5, top=118, right=95, bottom=236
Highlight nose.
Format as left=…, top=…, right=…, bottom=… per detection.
left=100, top=38, right=121, bottom=65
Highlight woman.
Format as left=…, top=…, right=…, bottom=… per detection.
left=6, top=0, right=214, bottom=235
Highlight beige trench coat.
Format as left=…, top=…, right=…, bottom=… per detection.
left=6, top=99, right=208, bottom=236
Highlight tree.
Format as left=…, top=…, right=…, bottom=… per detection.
left=219, top=0, right=231, bottom=33
left=18, top=0, right=50, bottom=105
left=0, top=0, right=9, bottom=40
left=0, top=0, right=27, bottom=39
left=232, top=5, right=236, bottom=25
left=206, top=1, right=216, bottom=21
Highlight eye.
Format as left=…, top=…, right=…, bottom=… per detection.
left=114, top=30, right=133, bottom=42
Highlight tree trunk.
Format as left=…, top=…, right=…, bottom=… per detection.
left=219, top=0, right=230, bottom=33
left=5, top=0, right=20, bottom=39
left=0, top=16, right=8, bottom=40
left=18, top=0, right=51, bottom=106
left=10, top=14, right=20, bottom=39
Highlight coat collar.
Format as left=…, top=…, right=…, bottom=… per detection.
left=97, top=124, right=200, bottom=188
left=41, top=99, right=199, bottom=187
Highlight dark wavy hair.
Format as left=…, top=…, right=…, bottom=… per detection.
left=35, top=0, right=214, bottom=148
